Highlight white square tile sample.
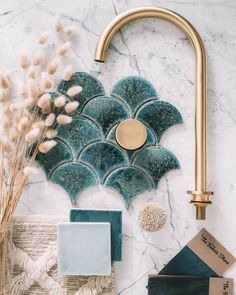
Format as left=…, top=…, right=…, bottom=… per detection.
left=58, top=222, right=111, bottom=276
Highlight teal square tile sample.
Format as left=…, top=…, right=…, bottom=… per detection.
left=70, top=209, right=122, bottom=261
left=57, top=222, right=111, bottom=276
left=35, top=72, right=183, bottom=208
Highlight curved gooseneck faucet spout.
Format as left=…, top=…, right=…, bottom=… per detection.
left=94, top=7, right=213, bottom=220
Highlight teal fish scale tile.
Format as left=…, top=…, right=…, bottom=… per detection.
left=36, top=72, right=183, bottom=207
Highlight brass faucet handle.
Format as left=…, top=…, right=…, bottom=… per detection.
left=187, top=190, right=214, bottom=220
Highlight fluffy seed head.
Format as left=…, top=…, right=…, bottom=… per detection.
left=56, top=41, right=71, bottom=56
left=62, top=65, right=72, bottom=81
left=45, top=113, right=56, bottom=127
left=54, top=96, right=66, bottom=107
left=25, top=128, right=40, bottom=143
left=9, top=102, right=24, bottom=112
left=27, top=66, right=37, bottom=79
left=24, top=98, right=36, bottom=109
left=63, top=25, right=76, bottom=36
left=18, top=117, right=29, bottom=132
left=18, top=83, right=29, bottom=99
left=0, top=73, right=10, bottom=89
left=38, top=31, right=50, bottom=45
left=0, top=90, right=8, bottom=102
left=37, top=93, right=51, bottom=109
left=138, top=203, right=167, bottom=232
left=19, top=52, right=31, bottom=69
left=27, top=79, right=39, bottom=98
left=47, top=58, right=60, bottom=75
left=57, top=114, right=72, bottom=124
left=32, top=51, right=45, bottom=66
left=67, top=85, right=82, bottom=97
left=23, top=166, right=40, bottom=176
left=65, top=101, right=79, bottom=113
left=32, top=120, right=45, bottom=129
left=54, top=15, right=63, bottom=32
left=41, top=72, right=53, bottom=90
left=39, top=140, right=57, bottom=153
left=46, top=129, right=58, bottom=139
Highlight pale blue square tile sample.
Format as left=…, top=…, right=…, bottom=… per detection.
left=57, top=222, right=111, bottom=276
left=70, top=209, right=122, bottom=262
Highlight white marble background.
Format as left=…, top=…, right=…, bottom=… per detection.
left=1, top=0, right=236, bottom=294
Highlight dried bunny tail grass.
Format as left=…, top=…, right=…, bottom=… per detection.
left=38, top=31, right=50, bottom=45
left=19, top=52, right=31, bottom=69
left=41, top=72, right=54, bottom=90
left=37, top=93, right=51, bottom=109
left=45, top=113, right=55, bottom=127
left=24, top=98, right=36, bottom=109
left=39, top=140, right=57, bottom=153
left=23, top=166, right=40, bottom=176
left=62, top=65, right=72, bottom=81
left=47, top=57, right=60, bottom=75
left=9, top=102, right=24, bottom=112
left=18, top=117, right=29, bottom=132
left=57, top=114, right=72, bottom=124
left=54, top=15, right=63, bottom=32
left=32, top=120, right=45, bottom=129
left=18, top=83, right=29, bottom=99
left=63, top=25, right=76, bottom=36
left=25, top=128, right=40, bottom=143
left=9, top=127, right=19, bottom=142
left=46, top=129, right=58, bottom=139
left=56, top=41, right=71, bottom=56
left=27, top=66, right=37, bottom=79
left=0, top=73, right=10, bottom=89
left=0, top=89, right=8, bottom=102
left=54, top=95, right=66, bottom=107
left=27, top=79, right=40, bottom=98
left=67, top=85, right=82, bottom=97
left=32, top=51, right=45, bottom=66
left=65, top=101, right=79, bottom=113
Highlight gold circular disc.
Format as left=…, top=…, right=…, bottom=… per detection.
left=115, top=119, right=147, bottom=150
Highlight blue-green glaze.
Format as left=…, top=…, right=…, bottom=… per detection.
left=36, top=72, right=183, bottom=206
left=70, top=209, right=122, bottom=261
left=50, top=162, right=98, bottom=205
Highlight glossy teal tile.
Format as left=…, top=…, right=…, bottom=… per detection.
left=136, top=100, right=183, bottom=140
left=111, top=76, right=157, bottom=112
left=50, top=162, right=98, bottom=205
left=35, top=73, right=183, bottom=206
left=58, top=222, right=111, bottom=276
left=79, top=142, right=127, bottom=182
left=57, top=72, right=105, bottom=112
left=105, top=166, right=153, bottom=207
left=133, top=146, right=180, bottom=188
left=81, top=96, right=129, bottom=135
left=70, top=209, right=122, bottom=261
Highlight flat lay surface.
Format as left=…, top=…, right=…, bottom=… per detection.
left=1, top=0, right=235, bottom=294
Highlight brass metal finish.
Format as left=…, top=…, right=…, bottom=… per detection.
left=94, top=7, right=214, bottom=219
left=116, top=119, right=147, bottom=150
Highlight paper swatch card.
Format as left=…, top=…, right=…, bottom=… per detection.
left=148, top=275, right=234, bottom=295
left=159, top=228, right=236, bottom=277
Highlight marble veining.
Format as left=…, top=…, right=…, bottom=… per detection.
left=3, top=0, right=236, bottom=294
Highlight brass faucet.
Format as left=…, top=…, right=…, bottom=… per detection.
left=94, top=7, right=213, bottom=220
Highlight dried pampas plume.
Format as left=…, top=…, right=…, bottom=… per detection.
left=47, top=58, right=60, bottom=75
left=65, top=101, right=79, bottom=113
left=19, top=52, right=31, bottom=69
left=54, top=15, right=63, bottom=32
left=54, top=96, right=66, bottom=107
left=138, top=203, right=167, bottom=232
left=62, top=65, right=72, bottom=81
left=38, top=31, right=50, bottom=44
left=63, top=25, right=76, bottom=36
left=56, top=41, right=71, bottom=56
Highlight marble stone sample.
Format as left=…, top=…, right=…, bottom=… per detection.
left=57, top=222, right=111, bottom=276
left=70, top=209, right=122, bottom=261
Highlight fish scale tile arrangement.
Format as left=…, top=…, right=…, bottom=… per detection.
left=36, top=72, right=183, bottom=206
